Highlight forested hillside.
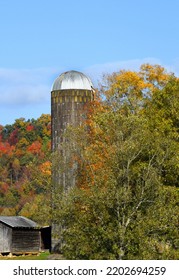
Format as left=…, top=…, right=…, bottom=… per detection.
left=0, top=114, right=51, bottom=225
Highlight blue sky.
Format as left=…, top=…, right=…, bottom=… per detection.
left=0, top=0, right=179, bottom=125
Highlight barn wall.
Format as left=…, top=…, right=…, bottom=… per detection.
left=12, top=229, right=40, bottom=253
left=0, top=223, right=12, bottom=253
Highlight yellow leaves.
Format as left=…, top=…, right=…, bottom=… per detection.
left=116, top=70, right=145, bottom=89
left=105, top=69, right=148, bottom=99
left=103, top=64, right=174, bottom=104
left=16, top=137, right=29, bottom=149
left=39, top=161, right=51, bottom=175
left=140, top=63, right=171, bottom=89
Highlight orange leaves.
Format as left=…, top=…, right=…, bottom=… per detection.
left=0, top=114, right=51, bottom=219
left=0, top=182, right=9, bottom=194
left=0, top=142, right=10, bottom=155
left=26, top=124, right=34, bottom=131
left=27, top=140, right=42, bottom=155
left=0, top=142, right=15, bottom=157
left=39, top=161, right=51, bottom=175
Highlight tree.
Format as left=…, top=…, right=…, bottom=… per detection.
left=0, top=114, right=51, bottom=222
left=55, top=64, right=179, bottom=259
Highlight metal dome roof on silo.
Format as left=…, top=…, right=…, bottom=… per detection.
left=52, top=70, right=94, bottom=91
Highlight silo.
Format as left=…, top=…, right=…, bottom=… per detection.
left=51, top=70, right=94, bottom=151
left=51, top=70, right=94, bottom=251
left=51, top=70, right=94, bottom=189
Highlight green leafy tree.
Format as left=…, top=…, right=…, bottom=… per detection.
left=55, top=64, right=179, bottom=259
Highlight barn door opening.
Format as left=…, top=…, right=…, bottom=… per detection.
left=41, top=227, right=51, bottom=251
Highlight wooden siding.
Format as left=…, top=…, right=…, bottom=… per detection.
left=0, top=223, right=12, bottom=253
left=11, top=229, right=40, bottom=253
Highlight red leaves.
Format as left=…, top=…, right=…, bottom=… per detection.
left=0, top=142, right=14, bottom=156
left=0, top=115, right=51, bottom=216
left=26, top=124, right=34, bottom=131
left=9, top=128, right=19, bottom=145
left=27, top=140, right=42, bottom=155
left=0, top=182, right=9, bottom=194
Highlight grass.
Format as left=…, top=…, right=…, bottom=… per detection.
left=0, top=251, right=50, bottom=260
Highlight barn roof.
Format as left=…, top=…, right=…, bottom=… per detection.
left=0, top=216, right=39, bottom=228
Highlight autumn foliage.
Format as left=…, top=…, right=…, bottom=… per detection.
left=55, top=64, right=179, bottom=259
left=0, top=114, right=51, bottom=224
left=0, top=64, right=178, bottom=259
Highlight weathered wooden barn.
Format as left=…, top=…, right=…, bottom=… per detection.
left=0, top=216, right=51, bottom=254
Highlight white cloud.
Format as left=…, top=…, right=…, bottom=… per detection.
left=84, top=57, right=161, bottom=86
left=164, top=58, right=179, bottom=76
left=1, top=58, right=177, bottom=108
left=0, top=68, right=61, bottom=106
left=0, top=67, right=60, bottom=125
left=0, top=58, right=178, bottom=125
left=84, top=57, right=179, bottom=88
